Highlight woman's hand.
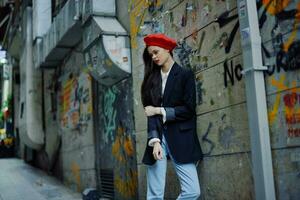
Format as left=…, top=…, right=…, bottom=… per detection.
left=145, top=106, right=161, bottom=116
left=153, top=142, right=163, bottom=160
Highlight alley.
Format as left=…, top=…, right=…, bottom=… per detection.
left=0, top=159, right=81, bottom=200
left=0, top=0, right=300, bottom=199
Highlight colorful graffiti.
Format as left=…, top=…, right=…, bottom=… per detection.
left=103, top=86, right=119, bottom=144
left=112, top=126, right=138, bottom=199
left=60, top=72, right=93, bottom=131
left=97, top=80, right=138, bottom=199
left=222, top=1, right=300, bottom=87
left=129, top=0, right=151, bottom=48
left=260, top=0, right=300, bottom=75
left=268, top=75, right=300, bottom=138
left=284, top=91, right=300, bottom=137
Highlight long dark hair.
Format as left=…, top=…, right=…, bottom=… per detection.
left=141, top=48, right=162, bottom=107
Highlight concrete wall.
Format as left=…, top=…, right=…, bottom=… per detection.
left=53, top=45, right=96, bottom=192
left=130, top=0, right=300, bottom=199
left=94, top=78, right=138, bottom=199
left=258, top=0, right=300, bottom=198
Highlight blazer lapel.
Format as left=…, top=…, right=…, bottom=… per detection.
left=163, top=63, right=180, bottom=105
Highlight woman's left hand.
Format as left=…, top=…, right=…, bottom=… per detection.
left=144, top=106, right=160, bottom=116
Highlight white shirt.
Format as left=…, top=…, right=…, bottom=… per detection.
left=148, top=65, right=173, bottom=147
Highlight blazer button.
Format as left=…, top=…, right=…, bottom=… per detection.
left=163, top=125, right=167, bottom=130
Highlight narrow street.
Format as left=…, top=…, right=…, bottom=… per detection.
left=0, top=0, right=299, bottom=199
left=0, top=159, right=81, bottom=200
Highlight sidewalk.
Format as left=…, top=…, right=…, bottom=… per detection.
left=0, top=158, right=81, bottom=200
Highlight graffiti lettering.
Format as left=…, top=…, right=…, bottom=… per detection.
left=283, top=92, right=300, bottom=126
left=288, top=128, right=300, bottom=137
left=223, top=60, right=243, bottom=87
left=215, top=11, right=239, bottom=53
left=286, top=114, right=300, bottom=125
left=283, top=93, right=299, bottom=108
left=276, top=41, right=300, bottom=71
left=60, top=73, right=92, bottom=131
left=260, top=1, right=300, bottom=76
left=103, top=87, right=118, bottom=143
left=202, top=122, right=214, bottom=156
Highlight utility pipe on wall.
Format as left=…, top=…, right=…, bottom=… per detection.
left=237, top=0, right=276, bottom=199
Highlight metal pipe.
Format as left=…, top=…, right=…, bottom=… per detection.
left=237, top=0, right=276, bottom=199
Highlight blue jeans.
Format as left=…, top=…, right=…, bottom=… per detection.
left=147, top=135, right=201, bottom=200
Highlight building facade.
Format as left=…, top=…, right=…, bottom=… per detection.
left=0, top=0, right=299, bottom=199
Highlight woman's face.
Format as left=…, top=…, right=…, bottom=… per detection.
left=147, top=46, right=170, bottom=66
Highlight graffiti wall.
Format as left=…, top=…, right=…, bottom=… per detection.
left=259, top=0, right=300, bottom=145
left=130, top=0, right=254, bottom=199
left=258, top=0, right=300, bottom=198
left=60, top=71, right=93, bottom=132
left=95, top=78, right=138, bottom=200
left=56, top=50, right=97, bottom=192
left=130, top=0, right=300, bottom=199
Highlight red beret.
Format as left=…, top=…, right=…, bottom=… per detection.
left=144, top=33, right=177, bottom=51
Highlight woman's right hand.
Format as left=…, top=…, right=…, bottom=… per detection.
left=153, top=142, right=163, bottom=160
left=145, top=106, right=161, bottom=116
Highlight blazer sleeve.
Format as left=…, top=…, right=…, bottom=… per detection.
left=164, top=69, right=196, bottom=122
left=147, top=115, right=161, bottom=139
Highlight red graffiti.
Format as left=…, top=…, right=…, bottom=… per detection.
left=288, top=128, right=300, bottom=137
left=283, top=93, right=299, bottom=108
left=286, top=113, right=300, bottom=124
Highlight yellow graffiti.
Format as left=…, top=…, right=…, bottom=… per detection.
left=268, top=93, right=282, bottom=124
left=112, top=126, right=135, bottom=162
left=283, top=21, right=297, bottom=52
left=112, top=125, right=137, bottom=198
left=112, top=126, right=124, bottom=162
left=262, top=0, right=290, bottom=15
left=130, top=1, right=148, bottom=48
left=268, top=75, right=300, bottom=124
left=71, top=162, right=81, bottom=192
left=60, top=72, right=93, bottom=129
left=62, top=78, right=74, bottom=115
left=262, top=1, right=300, bottom=52
left=283, top=3, right=300, bottom=52
left=129, top=0, right=163, bottom=48
left=268, top=75, right=285, bottom=124
left=124, top=136, right=135, bottom=157
left=115, top=171, right=138, bottom=199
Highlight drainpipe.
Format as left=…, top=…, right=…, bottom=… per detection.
left=237, top=0, right=276, bottom=199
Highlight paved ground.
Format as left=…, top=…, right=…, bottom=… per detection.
left=0, top=158, right=82, bottom=200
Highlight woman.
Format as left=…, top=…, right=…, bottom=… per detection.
left=141, top=33, right=203, bottom=200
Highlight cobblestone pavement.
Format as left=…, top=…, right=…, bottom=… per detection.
left=0, top=158, right=81, bottom=200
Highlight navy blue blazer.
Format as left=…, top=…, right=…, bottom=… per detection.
left=142, top=63, right=203, bottom=165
